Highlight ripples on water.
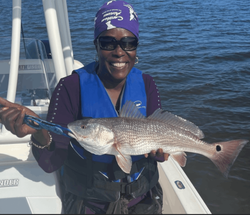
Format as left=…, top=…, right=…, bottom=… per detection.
left=0, top=0, right=250, bottom=214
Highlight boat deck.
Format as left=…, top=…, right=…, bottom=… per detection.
left=0, top=137, right=211, bottom=214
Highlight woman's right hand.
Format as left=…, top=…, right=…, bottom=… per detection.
left=0, top=97, right=39, bottom=137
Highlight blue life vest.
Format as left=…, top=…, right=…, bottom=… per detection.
left=63, top=62, right=159, bottom=202
left=73, top=62, right=147, bottom=179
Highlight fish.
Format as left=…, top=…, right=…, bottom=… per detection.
left=68, top=101, right=248, bottom=177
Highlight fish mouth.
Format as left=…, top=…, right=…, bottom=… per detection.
left=67, top=130, right=88, bottom=141
left=67, top=124, right=82, bottom=140
left=67, top=130, right=78, bottom=140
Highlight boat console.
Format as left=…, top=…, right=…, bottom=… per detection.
left=0, top=38, right=63, bottom=213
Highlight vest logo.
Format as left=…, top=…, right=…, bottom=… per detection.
left=0, top=179, right=19, bottom=188
left=134, top=100, right=146, bottom=110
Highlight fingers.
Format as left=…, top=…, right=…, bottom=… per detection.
left=0, top=97, right=39, bottom=118
left=156, top=148, right=163, bottom=158
left=164, top=153, right=169, bottom=161
left=0, top=97, right=22, bottom=124
left=0, top=106, right=37, bottom=137
left=145, top=148, right=170, bottom=162
left=0, top=97, right=22, bottom=109
left=149, top=150, right=156, bottom=158
left=0, top=97, right=9, bottom=107
left=144, top=151, right=156, bottom=158
left=14, top=108, right=31, bottom=137
left=155, top=148, right=169, bottom=161
left=1, top=108, right=20, bottom=134
left=0, top=107, right=9, bottom=123
left=15, top=108, right=26, bottom=128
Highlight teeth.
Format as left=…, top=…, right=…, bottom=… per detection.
left=111, top=63, right=126, bottom=67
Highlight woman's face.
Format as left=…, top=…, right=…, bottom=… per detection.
left=95, top=28, right=137, bottom=83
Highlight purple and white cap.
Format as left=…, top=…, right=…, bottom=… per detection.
left=94, top=0, right=139, bottom=40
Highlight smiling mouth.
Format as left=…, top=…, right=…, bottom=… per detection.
left=110, top=62, right=126, bottom=68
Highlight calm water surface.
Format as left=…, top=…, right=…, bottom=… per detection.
left=0, top=0, right=250, bottom=214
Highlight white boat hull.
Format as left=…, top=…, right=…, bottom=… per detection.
left=0, top=140, right=63, bottom=214
left=159, top=159, right=211, bottom=214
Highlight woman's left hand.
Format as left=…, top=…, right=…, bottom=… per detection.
left=144, top=148, right=169, bottom=162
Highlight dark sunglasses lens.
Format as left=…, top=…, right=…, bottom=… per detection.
left=99, top=37, right=116, bottom=50
left=98, top=37, right=138, bottom=51
left=120, top=37, right=138, bottom=51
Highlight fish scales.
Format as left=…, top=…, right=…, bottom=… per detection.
left=110, top=117, right=212, bottom=156
left=68, top=101, right=248, bottom=176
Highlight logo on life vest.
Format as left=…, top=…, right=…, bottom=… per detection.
left=134, top=100, right=146, bottom=110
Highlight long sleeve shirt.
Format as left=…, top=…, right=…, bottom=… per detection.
left=32, top=72, right=162, bottom=173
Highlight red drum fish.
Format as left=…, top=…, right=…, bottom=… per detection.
left=68, top=101, right=248, bottom=177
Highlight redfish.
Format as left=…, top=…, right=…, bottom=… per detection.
left=68, top=101, right=248, bottom=177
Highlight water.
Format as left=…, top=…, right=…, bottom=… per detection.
left=1, top=0, right=250, bottom=213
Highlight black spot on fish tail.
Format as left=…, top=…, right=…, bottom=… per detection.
left=210, top=139, right=248, bottom=178
left=216, top=145, right=222, bottom=152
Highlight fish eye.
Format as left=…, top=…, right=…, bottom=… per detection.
left=81, top=125, right=86, bottom=129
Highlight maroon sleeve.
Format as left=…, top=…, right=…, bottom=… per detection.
left=142, top=73, right=162, bottom=116
left=32, top=73, right=81, bottom=173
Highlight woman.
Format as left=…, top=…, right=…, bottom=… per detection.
left=0, top=1, right=169, bottom=214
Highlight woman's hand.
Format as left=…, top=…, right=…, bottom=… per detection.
left=144, top=148, right=169, bottom=162
left=0, top=97, right=39, bottom=137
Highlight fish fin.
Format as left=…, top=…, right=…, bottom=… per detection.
left=115, top=154, right=132, bottom=174
left=113, top=142, right=132, bottom=174
left=148, top=109, right=204, bottom=139
left=171, top=152, right=187, bottom=167
left=119, top=101, right=145, bottom=119
left=209, top=139, right=248, bottom=178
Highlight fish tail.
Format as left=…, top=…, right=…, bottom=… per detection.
left=209, top=139, right=248, bottom=178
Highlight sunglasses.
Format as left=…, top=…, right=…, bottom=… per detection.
left=97, top=36, right=138, bottom=51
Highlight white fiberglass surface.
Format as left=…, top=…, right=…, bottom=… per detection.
left=0, top=37, right=56, bottom=108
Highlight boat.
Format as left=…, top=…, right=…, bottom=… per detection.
left=0, top=1, right=211, bottom=214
